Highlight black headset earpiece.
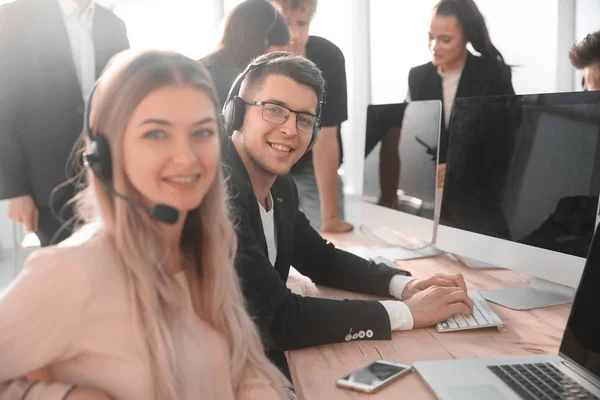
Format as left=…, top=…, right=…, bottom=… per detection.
left=221, top=59, right=270, bottom=136
left=82, top=82, right=113, bottom=180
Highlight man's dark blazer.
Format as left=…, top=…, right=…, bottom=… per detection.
left=408, top=52, right=515, bottom=163
left=0, top=0, right=129, bottom=208
left=222, top=138, right=406, bottom=378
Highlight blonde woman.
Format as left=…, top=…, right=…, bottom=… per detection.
left=0, top=49, right=288, bottom=399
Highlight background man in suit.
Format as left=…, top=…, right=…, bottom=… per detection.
left=222, top=51, right=473, bottom=381
left=0, top=0, right=129, bottom=246
left=570, top=30, right=600, bottom=91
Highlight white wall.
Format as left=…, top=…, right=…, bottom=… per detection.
left=576, top=0, right=600, bottom=40
left=475, top=0, right=570, bottom=95
left=113, top=0, right=222, bottom=60
left=0, top=201, right=11, bottom=251
left=369, top=0, right=435, bottom=105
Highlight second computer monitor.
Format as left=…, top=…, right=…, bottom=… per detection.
left=363, top=100, right=442, bottom=218
left=359, top=100, right=442, bottom=251
left=438, top=91, right=600, bottom=289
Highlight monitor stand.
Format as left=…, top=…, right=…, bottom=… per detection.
left=479, top=277, right=575, bottom=310
left=376, top=244, right=444, bottom=261
left=458, top=255, right=506, bottom=269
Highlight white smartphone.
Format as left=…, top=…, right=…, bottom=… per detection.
left=335, top=360, right=412, bottom=393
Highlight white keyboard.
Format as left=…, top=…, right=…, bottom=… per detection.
left=436, top=291, right=507, bottom=333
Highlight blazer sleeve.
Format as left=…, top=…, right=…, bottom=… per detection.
left=233, top=189, right=393, bottom=350
left=490, top=64, right=515, bottom=96
left=0, top=250, right=91, bottom=399
left=0, top=4, right=30, bottom=200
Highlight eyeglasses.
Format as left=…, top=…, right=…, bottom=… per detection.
left=238, top=97, right=320, bottom=135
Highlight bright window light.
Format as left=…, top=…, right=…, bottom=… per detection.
left=114, top=0, right=221, bottom=60
left=21, top=232, right=40, bottom=249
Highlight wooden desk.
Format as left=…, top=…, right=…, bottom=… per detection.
left=285, top=231, right=571, bottom=400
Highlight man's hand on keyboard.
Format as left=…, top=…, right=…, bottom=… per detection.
left=404, top=286, right=474, bottom=329
left=402, top=273, right=468, bottom=299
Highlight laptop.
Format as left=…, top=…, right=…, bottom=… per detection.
left=414, top=224, right=600, bottom=400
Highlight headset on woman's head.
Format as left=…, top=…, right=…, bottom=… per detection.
left=221, top=57, right=323, bottom=151
left=82, top=81, right=113, bottom=180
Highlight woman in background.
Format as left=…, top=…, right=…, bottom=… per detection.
left=200, top=0, right=290, bottom=107
left=400, top=0, right=515, bottom=189
left=0, top=49, right=288, bottom=400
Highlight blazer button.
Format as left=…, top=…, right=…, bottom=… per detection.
left=358, top=330, right=366, bottom=339
left=366, top=330, right=373, bottom=338
left=76, top=105, right=84, bottom=115
left=345, top=330, right=352, bottom=342
left=352, top=333, right=359, bottom=340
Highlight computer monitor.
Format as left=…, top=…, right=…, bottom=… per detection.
left=358, top=100, right=443, bottom=259
left=437, top=91, right=600, bottom=309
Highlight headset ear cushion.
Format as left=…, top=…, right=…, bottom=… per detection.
left=92, top=134, right=113, bottom=180
left=230, top=97, right=246, bottom=135
left=223, top=96, right=246, bottom=136
left=222, top=99, right=236, bottom=135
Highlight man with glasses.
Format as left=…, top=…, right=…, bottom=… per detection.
left=222, top=52, right=473, bottom=380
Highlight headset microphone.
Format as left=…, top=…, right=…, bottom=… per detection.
left=85, top=162, right=180, bottom=225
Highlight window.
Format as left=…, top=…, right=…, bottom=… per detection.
left=113, top=0, right=221, bottom=60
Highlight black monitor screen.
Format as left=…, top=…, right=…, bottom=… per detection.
left=440, top=92, right=600, bottom=258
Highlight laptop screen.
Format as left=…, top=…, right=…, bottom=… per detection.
left=441, top=91, right=600, bottom=258
left=559, top=223, right=600, bottom=381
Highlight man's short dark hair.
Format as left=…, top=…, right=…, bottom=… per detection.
left=570, top=30, right=600, bottom=70
left=239, top=51, right=325, bottom=114
left=570, top=30, right=600, bottom=89
left=570, top=30, right=600, bottom=68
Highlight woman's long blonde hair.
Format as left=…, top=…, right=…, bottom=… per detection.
left=73, top=49, right=288, bottom=399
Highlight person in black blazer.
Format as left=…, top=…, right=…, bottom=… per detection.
left=409, top=51, right=514, bottom=168
left=199, top=0, right=290, bottom=108
left=222, top=51, right=473, bottom=380
left=380, top=0, right=515, bottom=194
left=0, top=0, right=129, bottom=246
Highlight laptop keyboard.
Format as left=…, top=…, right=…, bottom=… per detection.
left=489, top=363, right=599, bottom=400
left=436, top=291, right=507, bottom=332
